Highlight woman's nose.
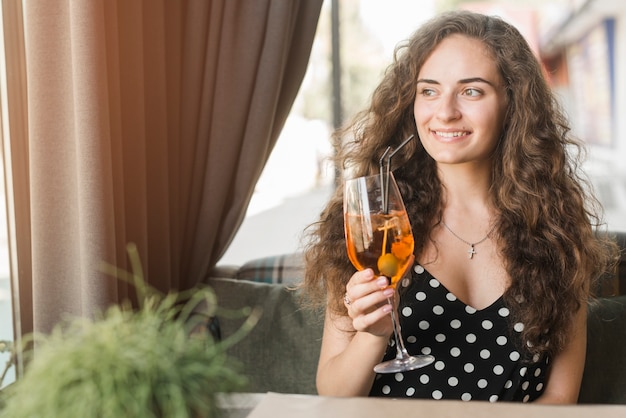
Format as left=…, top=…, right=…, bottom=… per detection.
left=436, top=94, right=461, bottom=121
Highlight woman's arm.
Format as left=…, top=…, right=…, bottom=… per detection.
left=316, top=311, right=389, bottom=396
left=316, top=269, right=395, bottom=396
left=534, top=303, right=588, bottom=404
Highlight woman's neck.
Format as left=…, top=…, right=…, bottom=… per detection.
left=437, top=162, right=492, bottom=212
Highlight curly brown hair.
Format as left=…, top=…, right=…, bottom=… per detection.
left=303, top=10, right=618, bottom=359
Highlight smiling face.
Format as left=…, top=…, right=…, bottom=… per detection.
left=414, top=34, right=508, bottom=168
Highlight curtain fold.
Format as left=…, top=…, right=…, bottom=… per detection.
left=6, top=0, right=322, bottom=338
left=181, top=0, right=325, bottom=281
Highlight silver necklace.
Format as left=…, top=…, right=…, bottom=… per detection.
left=442, top=220, right=496, bottom=259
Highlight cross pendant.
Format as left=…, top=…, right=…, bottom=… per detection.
left=468, top=245, right=477, bottom=259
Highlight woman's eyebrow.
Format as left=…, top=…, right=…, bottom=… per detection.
left=416, top=77, right=495, bottom=86
left=459, top=77, right=495, bottom=86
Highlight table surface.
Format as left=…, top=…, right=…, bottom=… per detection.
left=231, top=392, right=626, bottom=418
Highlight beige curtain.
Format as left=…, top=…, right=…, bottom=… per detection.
left=2, top=0, right=322, bottom=341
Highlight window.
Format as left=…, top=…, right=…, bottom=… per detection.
left=0, top=159, right=13, bottom=388
left=0, top=0, right=23, bottom=388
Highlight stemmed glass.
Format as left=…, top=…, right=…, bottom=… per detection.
left=344, top=172, right=435, bottom=373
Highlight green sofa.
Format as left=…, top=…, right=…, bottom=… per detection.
left=207, top=233, right=626, bottom=404
left=579, top=295, right=626, bottom=403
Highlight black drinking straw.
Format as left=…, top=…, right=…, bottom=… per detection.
left=379, top=146, right=392, bottom=214
left=379, top=135, right=415, bottom=214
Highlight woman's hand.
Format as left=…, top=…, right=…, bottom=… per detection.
left=344, top=268, right=395, bottom=338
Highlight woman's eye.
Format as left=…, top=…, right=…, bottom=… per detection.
left=420, top=88, right=436, bottom=97
left=463, top=88, right=482, bottom=97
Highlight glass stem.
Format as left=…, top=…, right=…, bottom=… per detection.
left=387, top=296, right=409, bottom=360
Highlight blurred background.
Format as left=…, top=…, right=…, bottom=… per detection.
left=219, top=0, right=626, bottom=266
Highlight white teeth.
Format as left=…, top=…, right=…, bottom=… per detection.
left=435, top=131, right=466, bottom=138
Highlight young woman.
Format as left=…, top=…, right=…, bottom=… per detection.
left=303, top=10, right=617, bottom=403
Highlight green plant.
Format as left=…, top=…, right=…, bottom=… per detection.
left=0, top=244, right=258, bottom=418
left=0, top=339, right=14, bottom=410
left=0, top=339, right=14, bottom=387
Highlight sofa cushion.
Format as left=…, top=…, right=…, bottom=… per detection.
left=579, top=295, right=626, bottom=404
left=613, top=232, right=626, bottom=295
left=206, top=277, right=323, bottom=395
left=235, top=253, right=305, bottom=284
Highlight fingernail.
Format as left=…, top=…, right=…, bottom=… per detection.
left=376, top=277, right=389, bottom=288
left=382, top=304, right=392, bottom=313
left=383, top=288, right=394, bottom=297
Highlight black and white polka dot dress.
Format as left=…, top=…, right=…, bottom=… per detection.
left=369, top=263, right=549, bottom=402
